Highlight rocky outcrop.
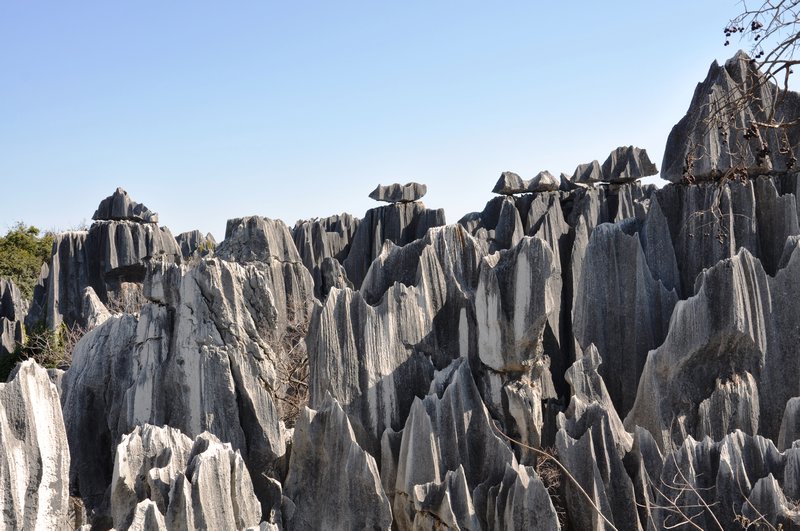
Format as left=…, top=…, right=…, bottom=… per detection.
left=62, top=257, right=288, bottom=517
left=369, top=182, right=427, bottom=203
left=572, top=221, right=678, bottom=417
left=476, top=236, right=560, bottom=373
left=111, top=425, right=262, bottom=531
left=662, top=51, right=800, bottom=183
left=0, top=360, right=70, bottom=530
left=342, top=201, right=445, bottom=288
left=175, top=230, right=216, bottom=259
left=0, top=278, right=25, bottom=359
left=307, top=282, right=437, bottom=455
left=93, top=187, right=158, bottom=223
left=601, top=146, right=658, bottom=184
left=492, top=171, right=559, bottom=194
left=217, top=215, right=315, bottom=342
left=626, top=244, right=800, bottom=449
left=283, top=395, right=392, bottom=530
left=292, top=213, right=359, bottom=298
left=392, top=360, right=517, bottom=528
left=27, top=189, right=182, bottom=330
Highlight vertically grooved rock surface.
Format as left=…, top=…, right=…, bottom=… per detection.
left=572, top=222, right=678, bottom=417
left=0, top=360, right=71, bottom=531
left=292, top=213, right=359, bottom=298
left=369, top=182, right=427, bottom=203
left=342, top=201, right=445, bottom=288
left=283, top=395, right=392, bottom=530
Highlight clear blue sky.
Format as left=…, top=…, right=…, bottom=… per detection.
left=1, top=1, right=745, bottom=239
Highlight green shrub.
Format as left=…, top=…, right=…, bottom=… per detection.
left=0, top=223, right=54, bottom=300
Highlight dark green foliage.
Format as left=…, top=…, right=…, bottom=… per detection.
left=0, top=222, right=54, bottom=300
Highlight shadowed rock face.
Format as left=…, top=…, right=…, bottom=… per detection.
left=369, top=182, right=427, bottom=203
left=625, top=244, right=800, bottom=450
left=0, top=278, right=25, bottom=360
left=662, top=51, right=800, bottom=183
left=292, top=213, right=359, bottom=298
left=342, top=201, right=445, bottom=288
left=601, top=146, right=658, bottom=184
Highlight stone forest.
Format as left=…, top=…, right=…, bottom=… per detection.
left=4, top=52, right=800, bottom=530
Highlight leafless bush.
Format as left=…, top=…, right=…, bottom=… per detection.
left=536, top=445, right=567, bottom=527
left=273, top=321, right=309, bottom=428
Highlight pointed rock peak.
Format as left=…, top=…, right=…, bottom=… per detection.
left=528, top=170, right=560, bottom=192
left=93, top=187, right=159, bottom=223
left=368, top=182, right=427, bottom=203
left=601, top=146, right=658, bottom=183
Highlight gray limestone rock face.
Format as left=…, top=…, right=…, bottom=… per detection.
left=741, top=474, right=800, bottom=529
left=307, top=282, right=437, bottom=456
left=81, top=286, right=111, bottom=330
left=292, top=213, right=359, bottom=298
left=572, top=222, right=678, bottom=417
left=393, top=360, right=516, bottom=529
left=110, top=424, right=194, bottom=529
left=625, top=246, right=800, bottom=450
left=283, top=395, right=392, bottom=531
left=697, top=372, right=760, bottom=441
left=662, top=51, right=800, bottom=183
left=128, top=500, right=166, bottom=531
left=360, top=224, right=488, bottom=368
left=650, top=430, right=790, bottom=530
left=319, top=256, right=353, bottom=298
left=614, top=182, right=657, bottom=223
left=655, top=179, right=759, bottom=297
left=41, top=231, right=89, bottom=329
left=62, top=257, right=289, bottom=518
left=485, top=463, right=560, bottom=530
left=93, top=187, right=159, bottom=223
left=216, top=215, right=315, bottom=345
left=491, top=196, right=525, bottom=253
left=601, top=146, right=658, bottom=184
left=0, top=360, right=71, bottom=530
left=218, top=216, right=302, bottom=264
left=779, top=397, right=800, bottom=451
left=492, top=171, right=528, bottom=195
left=86, top=221, right=181, bottom=292
left=0, top=278, right=25, bottom=360
left=493, top=171, right=559, bottom=195
left=476, top=236, right=561, bottom=374
left=555, top=343, right=641, bottom=531
left=175, top=230, right=216, bottom=259
left=129, top=434, right=276, bottom=531
left=369, top=182, right=427, bottom=203
left=164, top=432, right=262, bottom=530
left=342, top=201, right=446, bottom=289
left=754, top=175, right=800, bottom=275
left=571, top=160, right=603, bottom=185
